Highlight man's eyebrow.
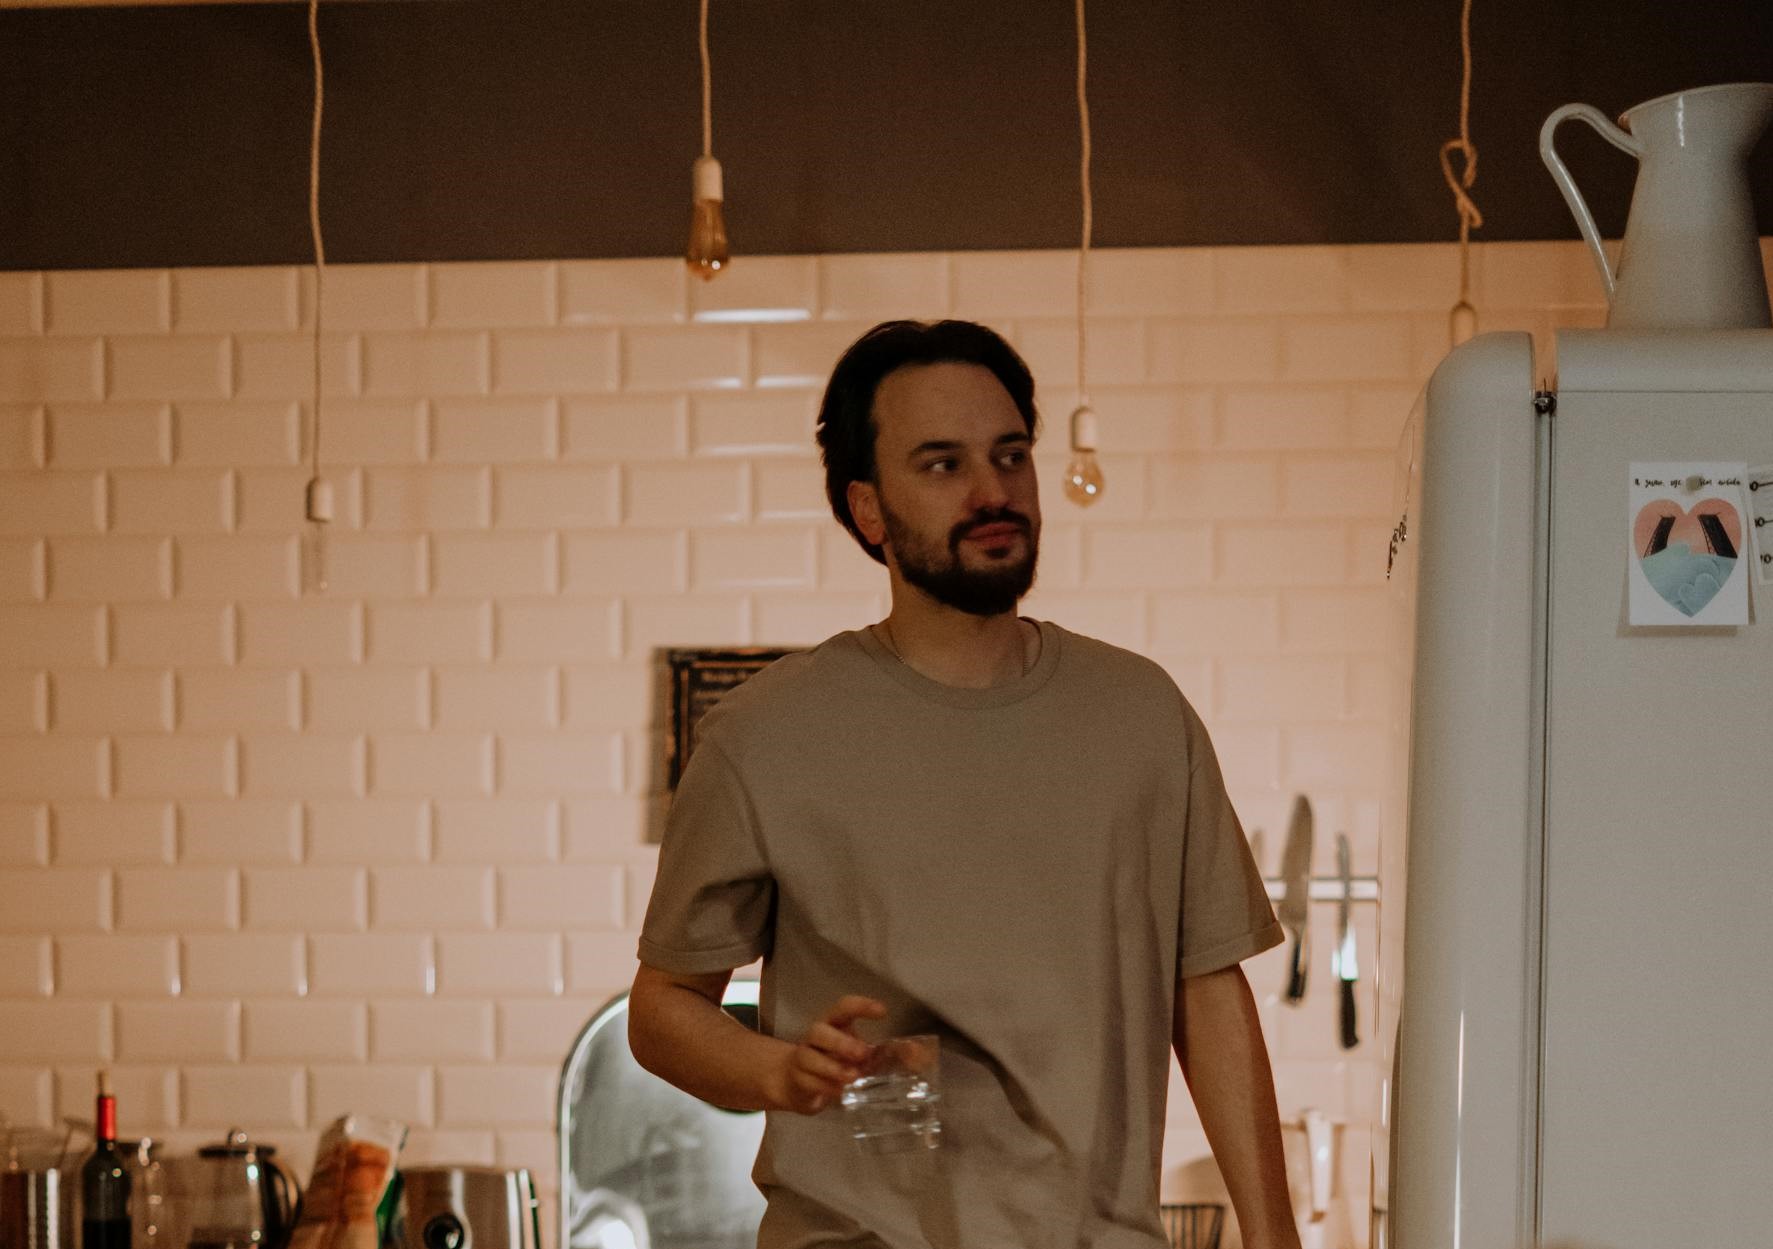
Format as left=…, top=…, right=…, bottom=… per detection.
left=905, top=432, right=1032, bottom=459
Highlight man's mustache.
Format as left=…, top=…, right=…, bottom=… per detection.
left=950, top=508, right=1033, bottom=546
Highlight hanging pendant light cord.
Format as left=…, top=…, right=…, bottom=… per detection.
left=1074, top=0, right=1092, bottom=409
left=1396, top=0, right=1480, bottom=575
left=307, top=0, right=326, bottom=482
left=699, top=0, right=713, bottom=159
left=1438, top=0, right=1482, bottom=308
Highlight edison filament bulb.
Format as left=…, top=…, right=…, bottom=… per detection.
left=1063, top=405, right=1105, bottom=507
left=686, top=156, right=730, bottom=281
left=303, top=476, right=333, bottom=594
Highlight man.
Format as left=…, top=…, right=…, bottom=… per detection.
left=630, top=320, right=1300, bottom=1249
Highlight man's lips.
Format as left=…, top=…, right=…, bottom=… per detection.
left=962, top=522, right=1026, bottom=542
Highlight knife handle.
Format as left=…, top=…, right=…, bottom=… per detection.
left=1287, top=930, right=1308, bottom=1000
left=1339, top=979, right=1359, bottom=1049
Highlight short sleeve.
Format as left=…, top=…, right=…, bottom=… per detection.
left=1176, top=705, right=1285, bottom=979
left=637, top=738, right=776, bottom=975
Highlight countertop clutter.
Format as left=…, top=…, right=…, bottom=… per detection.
left=2, top=1108, right=538, bottom=1249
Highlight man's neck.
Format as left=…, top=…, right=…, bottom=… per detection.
left=877, top=591, right=1035, bottom=689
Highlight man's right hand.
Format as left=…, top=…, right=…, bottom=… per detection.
left=771, top=994, right=888, bottom=1115
left=629, top=966, right=889, bottom=1116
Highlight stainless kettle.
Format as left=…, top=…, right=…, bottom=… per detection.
left=392, top=1168, right=537, bottom=1249
left=180, top=1131, right=301, bottom=1249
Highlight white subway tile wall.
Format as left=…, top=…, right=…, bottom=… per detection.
left=0, top=243, right=1642, bottom=1236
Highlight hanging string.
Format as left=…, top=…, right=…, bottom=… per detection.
left=308, top=0, right=326, bottom=477
left=1386, top=414, right=1419, bottom=581
left=699, top=0, right=713, bottom=160
left=1438, top=0, right=1482, bottom=341
left=685, top=0, right=729, bottom=279
left=1393, top=0, right=1481, bottom=573
left=1073, top=0, right=1092, bottom=408
left=303, top=0, right=333, bottom=591
left=1059, top=0, right=1104, bottom=507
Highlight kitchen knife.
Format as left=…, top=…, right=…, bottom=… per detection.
left=1334, top=833, right=1359, bottom=1049
left=1277, top=794, right=1313, bottom=1003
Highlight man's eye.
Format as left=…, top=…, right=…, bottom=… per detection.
left=1000, top=449, right=1029, bottom=467
left=925, top=459, right=956, bottom=473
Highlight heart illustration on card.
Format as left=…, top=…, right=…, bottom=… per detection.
left=1634, top=498, right=1743, bottom=617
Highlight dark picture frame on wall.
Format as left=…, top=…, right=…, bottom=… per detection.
left=664, top=647, right=803, bottom=791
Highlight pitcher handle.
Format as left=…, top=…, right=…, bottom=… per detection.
left=1539, top=103, right=1642, bottom=299
left=265, top=1159, right=301, bottom=1249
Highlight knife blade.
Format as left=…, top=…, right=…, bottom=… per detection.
left=1334, top=832, right=1359, bottom=1048
left=1277, top=794, right=1313, bottom=1003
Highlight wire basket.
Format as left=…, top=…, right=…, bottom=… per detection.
left=1159, top=1203, right=1226, bottom=1249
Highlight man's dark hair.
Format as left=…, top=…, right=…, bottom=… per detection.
left=815, top=319, right=1040, bottom=565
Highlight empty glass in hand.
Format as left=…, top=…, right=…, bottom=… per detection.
left=839, top=1035, right=941, bottom=1154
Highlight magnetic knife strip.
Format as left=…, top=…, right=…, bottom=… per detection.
left=1261, top=876, right=1380, bottom=902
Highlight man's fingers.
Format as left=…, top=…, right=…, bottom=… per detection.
left=780, top=993, right=886, bottom=1115
left=805, top=1021, right=873, bottom=1064
left=821, top=994, right=888, bottom=1031
left=787, top=1058, right=847, bottom=1115
left=793, top=1043, right=858, bottom=1087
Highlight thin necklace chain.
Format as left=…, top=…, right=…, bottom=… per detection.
left=879, top=617, right=906, bottom=665
left=878, top=618, right=1036, bottom=677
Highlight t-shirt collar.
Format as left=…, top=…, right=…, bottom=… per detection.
left=854, top=617, right=1063, bottom=709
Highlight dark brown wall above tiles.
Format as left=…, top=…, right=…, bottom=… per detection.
left=3, top=0, right=1771, bottom=270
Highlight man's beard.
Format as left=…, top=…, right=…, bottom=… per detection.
left=880, top=499, right=1039, bottom=617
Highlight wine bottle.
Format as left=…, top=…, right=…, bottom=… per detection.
left=82, top=1071, right=132, bottom=1249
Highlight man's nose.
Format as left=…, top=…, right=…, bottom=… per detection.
left=966, top=461, right=1012, bottom=510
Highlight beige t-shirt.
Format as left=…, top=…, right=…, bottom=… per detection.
left=639, top=621, right=1282, bottom=1249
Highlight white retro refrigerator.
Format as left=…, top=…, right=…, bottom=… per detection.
left=1379, top=328, right=1773, bottom=1249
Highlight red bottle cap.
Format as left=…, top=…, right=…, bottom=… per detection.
left=95, top=1070, right=117, bottom=1142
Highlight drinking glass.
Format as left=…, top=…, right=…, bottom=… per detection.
left=838, top=1035, right=941, bottom=1153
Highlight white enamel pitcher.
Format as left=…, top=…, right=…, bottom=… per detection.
left=1540, top=81, right=1773, bottom=329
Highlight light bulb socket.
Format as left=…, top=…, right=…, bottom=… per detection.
left=305, top=476, right=335, bottom=524
left=1068, top=405, right=1099, bottom=453
left=692, top=156, right=724, bottom=203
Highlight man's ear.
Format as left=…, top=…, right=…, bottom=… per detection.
left=848, top=479, right=887, bottom=548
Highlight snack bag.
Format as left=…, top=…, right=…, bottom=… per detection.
left=287, top=1116, right=408, bottom=1249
